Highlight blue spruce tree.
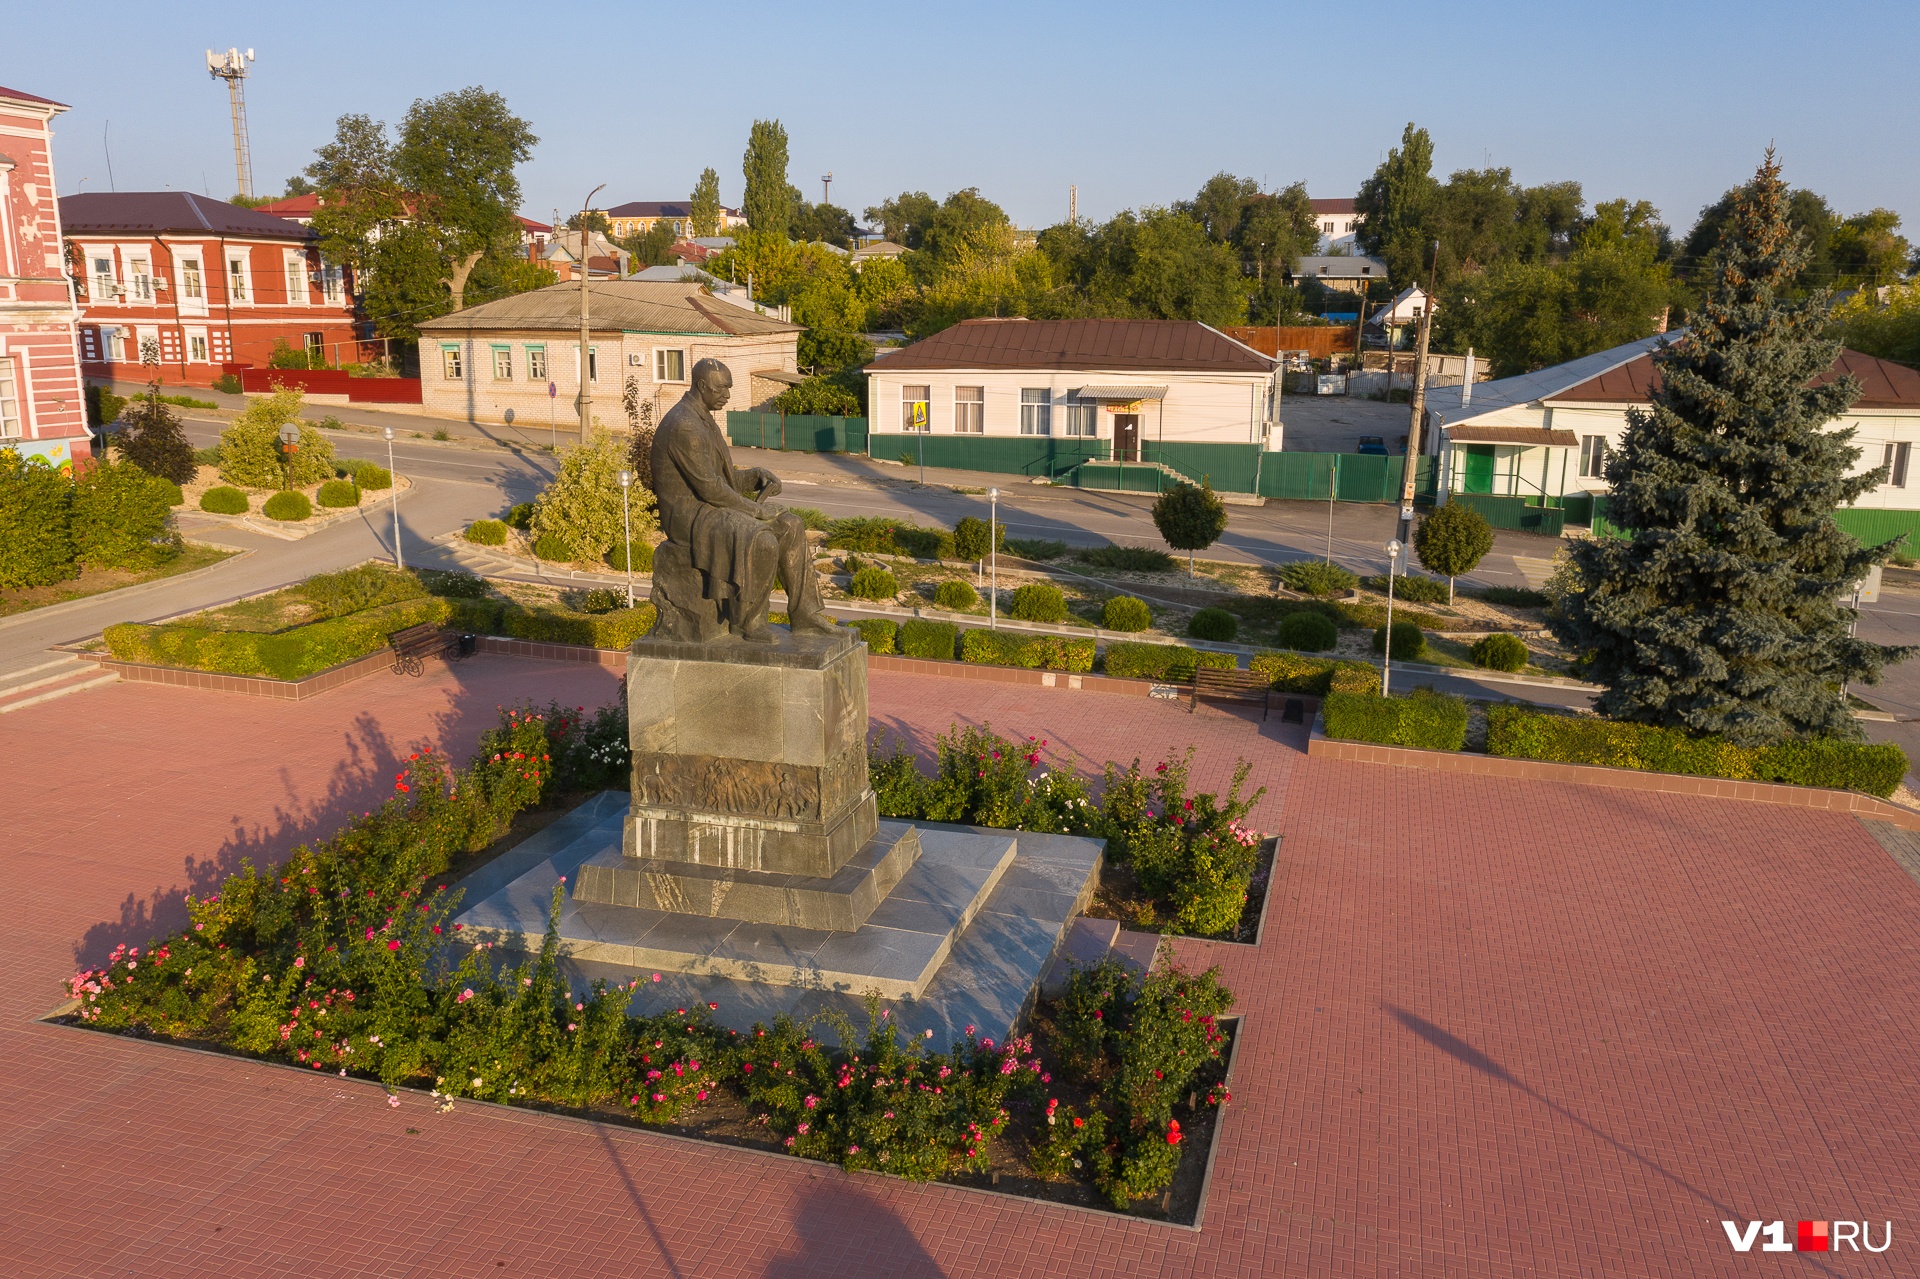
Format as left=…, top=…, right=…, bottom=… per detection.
left=1550, top=153, right=1911, bottom=744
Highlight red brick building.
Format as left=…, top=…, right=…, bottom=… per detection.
left=0, top=84, right=88, bottom=467
left=59, top=192, right=357, bottom=388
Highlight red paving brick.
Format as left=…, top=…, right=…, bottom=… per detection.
left=1, top=657, right=1917, bottom=1277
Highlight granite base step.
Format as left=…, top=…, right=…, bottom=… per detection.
left=570, top=824, right=920, bottom=930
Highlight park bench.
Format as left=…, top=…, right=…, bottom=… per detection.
left=388, top=623, right=470, bottom=677
left=1191, top=665, right=1274, bottom=719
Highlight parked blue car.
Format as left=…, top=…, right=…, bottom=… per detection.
left=1355, top=436, right=1389, bottom=456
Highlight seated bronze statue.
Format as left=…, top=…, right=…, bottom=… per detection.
left=649, top=358, right=836, bottom=642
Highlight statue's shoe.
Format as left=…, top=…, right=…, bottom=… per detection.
left=737, top=619, right=778, bottom=643
left=788, top=608, right=839, bottom=635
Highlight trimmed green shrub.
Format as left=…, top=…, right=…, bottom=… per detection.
left=1004, top=537, right=1068, bottom=560
left=1328, top=662, right=1380, bottom=694
left=951, top=515, right=1001, bottom=563
left=1277, top=610, right=1337, bottom=652
left=210, top=373, right=242, bottom=395
left=1484, top=704, right=1908, bottom=797
left=295, top=564, right=426, bottom=617
left=104, top=597, right=452, bottom=680
left=1078, top=544, right=1176, bottom=573
left=1414, top=503, right=1494, bottom=597
left=532, top=532, right=575, bottom=562
left=1363, top=572, right=1449, bottom=604
left=1323, top=689, right=1467, bottom=750
left=505, top=501, right=534, bottom=529
left=0, top=447, right=76, bottom=588
left=497, top=602, right=656, bottom=649
left=199, top=486, right=250, bottom=515
left=1101, top=596, right=1152, bottom=632
left=893, top=525, right=956, bottom=560
left=1009, top=582, right=1068, bottom=622
left=1470, top=632, right=1529, bottom=672
left=72, top=461, right=178, bottom=570
left=933, top=578, right=978, bottom=610
left=575, top=588, right=625, bottom=614
left=605, top=539, right=654, bottom=572
left=848, top=565, right=899, bottom=600
left=960, top=628, right=1095, bottom=672
left=898, top=619, right=958, bottom=660
left=316, top=479, right=361, bottom=508
left=218, top=389, right=335, bottom=487
left=1281, top=560, right=1358, bottom=596
left=847, top=617, right=898, bottom=654
left=1102, top=641, right=1236, bottom=681
left=1248, top=651, right=1377, bottom=695
left=786, top=506, right=829, bottom=531
left=262, top=491, right=312, bottom=522
left=465, top=519, right=509, bottom=546
left=1372, top=620, right=1425, bottom=661
left=1478, top=585, right=1548, bottom=608
left=416, top=569, right=490, bottom=600
left=1188, top=607, right=1238, bottom=642
left=826, top=516, right=906, bottom=554
left=158, top=480, right=186, bottom=507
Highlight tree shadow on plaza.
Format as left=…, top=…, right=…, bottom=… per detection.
left=72, top=710, right=418, bottom=967
left=757, top=1177, right=949, bottom=1278
left=1382, top=1002, right=1843, bottom=1264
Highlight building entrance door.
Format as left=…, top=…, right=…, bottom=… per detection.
left=1462, top=444, right=1496, bottom=494
left=1113, top=414, right=1139, bottom=462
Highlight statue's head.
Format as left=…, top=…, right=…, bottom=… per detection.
left=691, top=358, right=733, bottom=411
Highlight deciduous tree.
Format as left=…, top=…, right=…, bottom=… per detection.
left=1413, top=503, right=1493, bottom=603
left=742, top=119, right=795, bottom=239
left=689, top=167, right=722, bottom=237
left=1151, top=480, right=1228, bottom=577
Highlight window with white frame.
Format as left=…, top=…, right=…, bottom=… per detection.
left=588, top=346, right=599, bottom=382
left=654, top=348, right=687, bottom=383
left=1064, top=393, right=1099, bottom=437
left=491, top=345, right=512, bottom=380
left=227, top=255, right=249, bottom=301
left=284, top=256, right=307, bottom=304
left=304, top=332, right=325, bottom=365
left=953, top=386, right=984, bottom=434
left=1020, top=388, right=1052, bottom=436
left=1578, top=434, right=1607, bottom=479
left=902, top=385, right=930, bottom=433
left=0, top=357, right=20, bottom=438
left=129, top=255, right=153, bottom=301
left=91, top=254, right=116, bottom=301
left=179, top=257, right=204, bottom=300
left=1884, top=441, right=1910, bottom=489
left=442, top=345, right=463, bottom=379
left=186, top=329, right=209, bottom=363
left=527, top=345, right=547, bottom=380
left=320, top=263, right=343, bottom=304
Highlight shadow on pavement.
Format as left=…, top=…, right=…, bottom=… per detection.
left=759, top=1177, right=948, bottom=1278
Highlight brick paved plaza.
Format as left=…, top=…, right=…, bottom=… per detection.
left=2, top=656, right=1916, bottom=1277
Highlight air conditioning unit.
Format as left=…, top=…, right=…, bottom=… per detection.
left=628, top=353, right=643, bottom=366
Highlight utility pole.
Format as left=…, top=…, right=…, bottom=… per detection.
left=1396, top=240, right=1441, bottom=544
left=578, top=183, right=605, bottom=446
left=204, top=48, right=256, bottom=199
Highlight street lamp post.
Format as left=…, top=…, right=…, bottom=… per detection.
left=384, top=426, right=402, bottom=570
left=987, top=487, right=1000, bottom=629
left=1381, top=538, right=1402, bottom=696
left=578, top=183, right=607, bottom=447
left=618, top=468, right=635, bottom=608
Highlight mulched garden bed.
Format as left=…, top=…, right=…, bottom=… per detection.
left=1086, top=838, right=1277, bottom=947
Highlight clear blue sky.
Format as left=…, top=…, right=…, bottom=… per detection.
left=18, top=0, right=1918, bottom=239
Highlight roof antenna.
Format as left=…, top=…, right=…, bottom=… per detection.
left=103, top=120, right=116, bottom=192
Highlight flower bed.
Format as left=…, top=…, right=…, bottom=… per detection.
left=871, top=725, right=1266, bottom=940
left=58, top=701, right=1236, bottom=1218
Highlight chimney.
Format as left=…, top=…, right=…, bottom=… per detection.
left=1461, top=348, right=1474, bottom=406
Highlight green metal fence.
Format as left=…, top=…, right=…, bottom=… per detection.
left=1832, top=508, right=1920, bottom=549
left=727, top=412, right=868, bottom=453
left=1449, top=492, right=1566, bottom=537
left=867, top=433, right=1108, bottom=478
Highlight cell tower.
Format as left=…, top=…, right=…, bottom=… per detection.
left=821, top=171, right=833, bottom=205
left=205, top=47, right=256, bottom=199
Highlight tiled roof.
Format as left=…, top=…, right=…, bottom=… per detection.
left=1548, top=346, right=1920, bottom=409
left=58, top=192, right=314, bottom=240
left=0, top=84, right=67, bottom=109
left=1309, top=198, right=1355, bottom=215
left=417, top=280, right=800, bottom=337
left=1447, top=426, right=1579, bottom=446
left=865, top=318, right=1275, bottom=374
left=604, top=201, right=742, bottom=219
left=251, top=194, right=322, bottom=218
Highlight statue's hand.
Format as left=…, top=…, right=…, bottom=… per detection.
left=742, top=467, right=783, bottom=500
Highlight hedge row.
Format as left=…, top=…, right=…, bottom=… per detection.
left=1485, top=705, right=1909, bottom=797
left=1322, top=689, right=1468, bottom=751
left=958, top=628, right=1096, bottom=672
left=1102, top=641, right=1236, bottom=681
left=447, top=598, right=656, bottom=650
left=1248, top=651, right=1379, bottom=696
left=104, top=597, right=452, bottom=681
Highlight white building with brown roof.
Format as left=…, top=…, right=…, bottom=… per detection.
left=416, top=280, right=800, bottom=430
left=862, top=318, right=1279, bottom=484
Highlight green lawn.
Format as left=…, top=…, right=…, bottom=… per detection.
left=0, top=544, right=236, bottom=619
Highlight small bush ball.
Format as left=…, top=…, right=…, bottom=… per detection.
left=262, top=490, right=312, bottom=522
left=353, top=463, right=392, bottom=491
left=1470, top=632, right=1530, bottom=672
left=1008, top=582, right=1067, bottom=623
left=1188, top=607, right=1238, bottom=643
left=199, top=485, right=249, bottom=515
left=933, top=578, right=978, bottom=611
left=1277, top=610, right=1338, bottom=652
left=532, top=532, right=575, bottom=562
left=505, top=501, right=534, bottom=528
left=848, top=565, right=899, bottom=600
left=464, top=518, right=509, bottom=546
left=316, top=479, right=361, bottom=508
left=1372, top=620, right=1426, bottom=661
left=1102, top=595, right=1152, bottom=632
left=605, top=540, right=653, bottom=572
left=159, top=481, right=186, bottom=507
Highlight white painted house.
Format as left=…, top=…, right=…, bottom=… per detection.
left=416, top=280, right=801, bottom=431
left=863, top=318, right=1280, bottom=467
left=1421, top=335, right=1920, bottom=510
